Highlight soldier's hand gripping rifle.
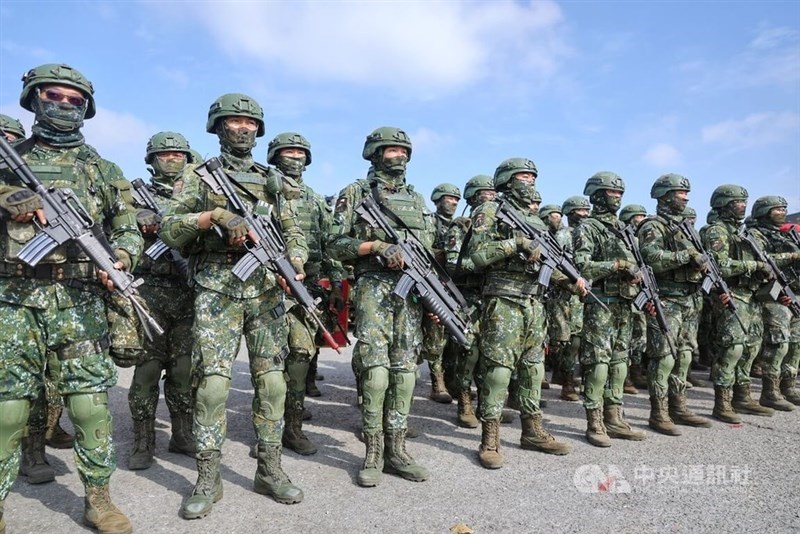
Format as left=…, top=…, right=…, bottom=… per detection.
left=130, top=178, right=189, bottom=278
left=619, top=224, right=677, bottom=357
left=0, top=136, right=164, bottom=340
left=354, top=195, right=471, bottom=346
left=495, top=200, right=609, bottom=312
left=676, top=219, right=746, bottom=330
left=195, top=157, right=340, bottom=353
left=738, top=226, right=800, bottom=318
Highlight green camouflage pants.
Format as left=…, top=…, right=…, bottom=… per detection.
left=782, top=316, right=800, bottom=381
left=630, top=308, right=647, bottom=365
left=421, top=316, right=447, bottom=374
left=646, top=293, right=701, bottom=397
left=580, top=300, right=633, bottom=410
left=760, top=301, right=792, bottom=380
left=478, top=295, right=546, bottom=420
left=191, top=286, right=288, bottom=452
left=711, top=297, right=763, bottom=387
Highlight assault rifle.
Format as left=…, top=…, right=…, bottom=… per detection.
left=738, top=226, right=800, bottom=318
left=676, top=219, right=746, bottom=330
left=0, top=136, right=163, bottom=340
left=494, top=200, right=608, bottom=311
left=130, top=178, right=189, bottom=278
left=354, top=194, right=471, bottom=346
left=195, top=157, right=340, bottom=353
left=618, top=224, right=676, bottom=357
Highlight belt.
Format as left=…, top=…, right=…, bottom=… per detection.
left=201, top=251, right=249, bottom=265
left=0, top=261, right=96, bottom=281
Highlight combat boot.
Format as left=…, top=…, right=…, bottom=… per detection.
left=384, top=429, right=429, bottom=482
left=560, top=377, right=579, bottom=401
left=604, top=404, right=646, bottom=440
left=478, top=419, right=503, bottom=469
left=712, top=385, right=742, bottom=424
left=182, top=451, right=223, bottom=519
left=759, top=376, right=795, bottom=412
left=780, top=376, right=800, bottom=406
left=456, top=390, right=479, bottom=428
left=45, top=404, right=74, bottom=449
left=282, top=406, right=317, bottom=455
left=628, top=362, right=648, bottom=390
left=357, top=431, right=384, bottom=487
left=623, top=376, right=639, bottom=395
left=83, top=484, right=132, bottom=534
left=305, top=371, right=321, bottom=398
left=168, top=412, right=196, bottom=457
left=686, top=373, right=710, bottom=388
left=430, top=371, right=452, bottom=404
left=128, top=418, right=155, bottom=470
left=254, top=444, right=304, bottom=504
left=551, top=368, right=565, bottom=386
left=19, top=430, right=55, bottom=484
left=584, top=408, right=611, bottom=448
left=668, top=393, right=712, bottom=427
left=520, top=414, right=570, bottom=455
left=732, top=383, right=774, bottom=416
left=648, top=396, right=681, bottom=436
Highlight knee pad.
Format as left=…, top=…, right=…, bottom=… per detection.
left=361, top=366, right=389, bottom=411
left=253, top=370, right=286, bottom=422
left=388, top=370, right=416, bottom=417
left=0, top=399, right=30, bottom=460
left=195, top=375, right=230, bottom=427
left=66, top=393, right=112, bottom=450
left=285, top=360, right=310, bottom=392
left=482, top=365, right=513, bottom=409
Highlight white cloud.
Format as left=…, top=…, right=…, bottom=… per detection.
left=701, top=112, right=800, bottom=150
left=154, top=66, right=190, bottom=89
left=167, top=1, right=568, bottom=96
left=642, top=143, right=682, bottom=167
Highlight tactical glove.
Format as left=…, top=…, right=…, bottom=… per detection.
left=371, top=240, right=404, bottom=269
left=210, top=207, right=248, bottom=239
left=515, top=236, right=542, bottom=262
left=0, top=187, right=43, bottom=218
left=689, top=252, right=709, bottom=271
left=136, top=209, right=161, bottom=228
left=114, top=249, right=132, bottom=271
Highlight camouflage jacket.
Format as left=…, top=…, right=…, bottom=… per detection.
left=746, top=221, right=800, bottom=291
left=160, top=159, right=307, bottom=299
left=637, top=208, right=704, bottom=296
left=573, top=210, right=638, bottom=299
left=433, top=212, right=453, bottom=250
left=444, top=214, right=483, bottom=290
left=0, top=140, right=142, bottom=309
left=470, top=194, right=568, bottom=298
left=702, top=216, right=768, bottom=296
left=327, top=169, right=434, bottom=276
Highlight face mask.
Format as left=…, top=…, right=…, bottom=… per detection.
left=593, top=191, right=622, bottom=213
left=276, top=155, right=306, bottom=178
left=152, top=154, right=186, bottom=178
left=437, top=199, right=457, bottom=217
left=664, top=192, right=688, bottom=215
left=381, top=155, right=408, bottom=176
left=568, top=212, right=588, bottom=226
left=509, top=177, right=536, bottom=203
left=33, top=96, right=86, bottom=132
left=218, top=121, right=257, bottom=154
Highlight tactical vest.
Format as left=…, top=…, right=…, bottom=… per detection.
left=2, top=145, right=111, bottom=279
left=434, top=214, right=451, bottom=249
left=133, top=183, right=185, bottom=280
left=710, top=220, right=762, bottom=292
left=290, top=185, right=325, bottom=266
left=755, top=224, right=800, bottom=290
left=582, top=216, right=638, bottom=299
left=643, top=215, right=703, bottom=292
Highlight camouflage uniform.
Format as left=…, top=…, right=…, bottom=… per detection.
left=573, top=172, right=646, bottom=447
left=637, top=175, right=711, bottom=435
left=327, top=127, right=432, bottom=487
left=122, top=132, right=197, bottom=471
left=747, top=196, right=800, bottom=409
left=697, top=210, right=720, bottom=368
left=267, top=132, right=345, bottom=456
left=443, top=175, right=495, bottom=427
left=702, top=185, right=775, bottom=421
left=0, top=64, right=140, bottom=533
left=619, top=204, right=649, bottom=393
left=470, top=158, right=573, bottom=469
left=162, top=94, right=308, bottom=518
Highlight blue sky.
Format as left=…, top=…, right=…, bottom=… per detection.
left=1, top=1, right=798, bottom=220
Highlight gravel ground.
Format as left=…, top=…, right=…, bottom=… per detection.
left=5, top=340, right=800, bottom=533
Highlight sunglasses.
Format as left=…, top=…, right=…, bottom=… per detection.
left=40, top=88, right=86, bottom=107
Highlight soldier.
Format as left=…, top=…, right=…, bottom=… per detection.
left=443, top=175, right=495, bottom=427
left=529, top=189, right=542, bottom=216
left=619, top=204, right=649, bottom=393
left=573, top=172, right=647, bottom=447
left=161, top=93, right=308, bottom=518
left=0, top=63, right=141, bottom=533
left=697, top=209, right=720, bottom=372
left=266, top=132, right=345, bottom=455
left=636, top=174, right=712, bottom=435
left=682, top=205, right=710, bottom=388
left=121, top=132, right=197, bottom=470
left=702, top=185, right=775, bottom=422
left=470, top=157, right=585, bottom=469
left=422, top=182, right=461, bottom=404
left=327, top=127, right=432, bottom=487
left=0, top=114, right=25, bottom=142
left=747, top=196, right=800, bottom=409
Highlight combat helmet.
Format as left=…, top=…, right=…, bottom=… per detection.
left=145, top=131, right=193, bottom=164
left=650, top=173, right=691, bottom=199
left=463, top=175, right=494, bottom=200
left=431, top=183, right=461, bottom=203
left=583, top=171, right=625, bottom=196
left=493, top=158, right=537, bottom=191
left=539, top=204, right=562, bottom=219
left=751, top=195, right=787, bottom=219
left=267, top=132, right=312, bottom=165
left=619, top=204, right=648, bottom=224
left=562, top=195, right=590, bottom=214
left=682, top=206, right=697, bottom=219
left=206, top=93, right=265, bottom=136
left=20, top=63, right=96, bottom=118
left=362, top=127, right=412, bottom=161
left=710, top=184, right=748, bottom=209
left=0, top=114, right=25, bottom=138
